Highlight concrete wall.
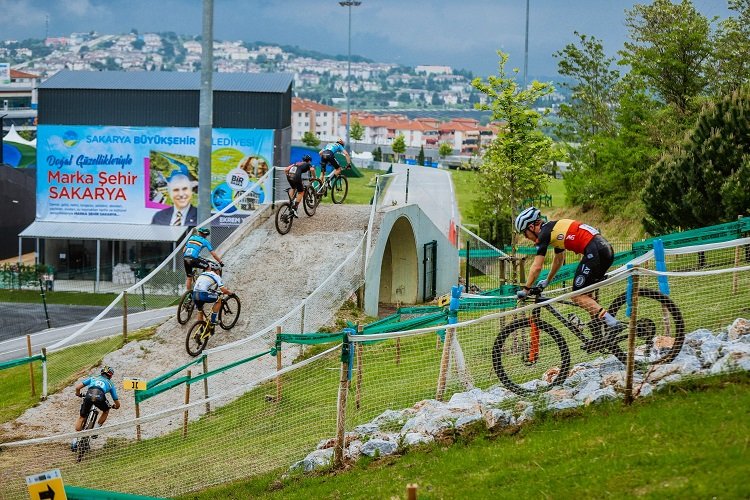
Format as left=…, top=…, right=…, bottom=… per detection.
left=365, top=203, right=458, bottom=316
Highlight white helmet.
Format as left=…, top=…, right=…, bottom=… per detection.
left=514, top=206, right=541, bottom=233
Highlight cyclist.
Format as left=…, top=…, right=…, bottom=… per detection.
left=514, top=206, right=626, bottom=344
left=183, top=227, right=223, bottom=290
left=318, top=137, right=351, bottom=182
left=192, top=261, right=232, bottom=325
left=71, top=365, right=120, bottom=451
left=284, top=154, right=316, bottom=218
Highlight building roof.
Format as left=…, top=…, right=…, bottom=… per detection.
left=38, top=69, right=294, bottom=93
left=19, top=221, right=189, bottom=242
left=10, top=69, right=40, bottom=79
left=292, top=97, right=338, bottom=112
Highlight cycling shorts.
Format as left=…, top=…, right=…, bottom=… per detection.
left=184, top=256, right=210, bottom=278
left=320, top=150, right=341, bottom=171
left=286, top=175, right=305, bottom=194
left=193, top=290, right=219, bottom=308
left=572, top=235, right=614, bottom=291
left=80, top=387, right=110, bottom=417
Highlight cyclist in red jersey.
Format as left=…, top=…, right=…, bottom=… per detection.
left=514, top=206, right=625, bottom=340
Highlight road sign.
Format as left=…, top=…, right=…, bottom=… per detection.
left=123, top=377, right=147, bottom=391
left=26, top=469, right=66, bottom=500
left=437, top=294, right=450, bottom=307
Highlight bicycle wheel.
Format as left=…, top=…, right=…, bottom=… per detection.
left=309, top=179, right=323, bottom=208
left=303, top=185, right=317, bottom=216
left=176, top=291, right=195, bottom=325
left=186, top=321, right=210, bottom=357
left=607, top=288, right=685, bottom=366
left=275, top=202, right=294, bottom=235
left=492, top=317, right=571, bottom=396
left=330, top=175, right=349, bottom=204
left=219, top=294, right=241, bottom=330
left=76, top=410, right=97, bottom=462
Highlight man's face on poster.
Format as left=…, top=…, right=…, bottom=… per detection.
left=169, top=176, right=193, bottom=211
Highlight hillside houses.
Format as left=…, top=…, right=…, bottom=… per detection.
left=292, top=98, right=500, bottom=154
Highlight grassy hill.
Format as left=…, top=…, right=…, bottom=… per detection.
left=181, top=372, right=750, bottom=499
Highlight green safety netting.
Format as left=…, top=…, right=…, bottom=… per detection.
left=0, top=353, right=45, bottom=371
left=633, top=219, right=749, bottom=252
left=64, top=485, right=166, bottom=499
left=276, top=332, right=347, bottom=345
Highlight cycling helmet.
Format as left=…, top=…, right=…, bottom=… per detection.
left=514, top=206, right=542, bottom=233
left=197, top=227, right=210, bottom=236
left=207, top=261, right=222, bottom=272
left=302, top=154, right=312, bottom=162
left=100, top=365, right=114, bottom=378
left=336, top=137, right=345, bottom=145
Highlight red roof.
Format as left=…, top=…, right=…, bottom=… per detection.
left=10, top=69, right=40, bottom=79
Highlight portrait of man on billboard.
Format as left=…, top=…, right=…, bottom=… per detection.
left=151, top=173, right=198, bottom=226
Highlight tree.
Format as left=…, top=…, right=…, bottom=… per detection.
left=438, top=142, right=453, bottom=158
left=391, top=134, right=406, bottom=161
left=417, top=145, right=425, bottom=166
left=373, top=146, right=383, bottom=162
left=708, top=0, right=750, bottom=96
left=553, top=31, right=620, bottom=142
left=350, top=119, right=364, bottom=151
left=471, top=51, right=554, bottom=246
left=620, top=0, right=712, bottom=115
left=643, top=87, right=750, bottom=233
left=301, top=131, right=320, bottom=148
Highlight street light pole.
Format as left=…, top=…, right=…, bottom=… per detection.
left=339, top=1, right=361, bottom=153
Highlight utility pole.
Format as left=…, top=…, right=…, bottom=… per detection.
left=198, top=0, right=214, bottom=224
left=523, top=0, right=530, bottom=90
left=339, top=1, right=361, bottom=152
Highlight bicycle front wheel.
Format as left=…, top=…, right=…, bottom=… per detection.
left=176, top=291, right=194, bottom=325
left=303, top=185, right=317, bottom=216
left=331, top=175, right=348, bottom=204
left=607, top=288, right=685, bottom=366
left=492, top=317, right=571, bottom=396
left=219, top=294, right=241, bottom=330
left=275, top=203, right=294, bottom=235
left=186, top=321, right=210, bottom=357
left=309, top=179, right=323, bottom=208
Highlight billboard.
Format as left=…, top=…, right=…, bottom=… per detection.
left=36, top=125, right=273, bottom=225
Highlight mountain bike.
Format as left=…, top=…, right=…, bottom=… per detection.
left=491, top=286, right=685, bottom=396
left=176, top=257, right=218, bottom=325
left=309, top=166, right=349, bottom=205
left=185, top=292, right=242, bottom=356
left=74, top=396, right=115, bottom=462
left=274, top=179, right=317, bottom=235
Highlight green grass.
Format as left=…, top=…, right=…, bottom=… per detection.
left=449, top=169, right=483, bottom=227
left=0, top=327, right=158, bottom=426
left=0, top=289, right=176, bottom=307
left=180, top=372, right=750, bottom=499
left=317, top=168, right=387, bottom=205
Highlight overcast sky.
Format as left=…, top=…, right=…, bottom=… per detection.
left=1, top=0, right=734, bottom=77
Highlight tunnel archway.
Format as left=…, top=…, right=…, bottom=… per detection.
left=378, top=216, right=418, bottom=307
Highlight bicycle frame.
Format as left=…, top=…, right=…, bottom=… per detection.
left=527, top=294, right=593, bottom=345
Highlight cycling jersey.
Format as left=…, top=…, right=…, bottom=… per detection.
left=535, top=219, right=599, bottom=256
left=322, top=142, right=345, bottom=155
left=183, top=235, right=213, bottom=259
left=286, top=161, right=315, bottom=192
left=81, top=375, right=119, bottom=401
left=193, top=271, right=224, bottom=292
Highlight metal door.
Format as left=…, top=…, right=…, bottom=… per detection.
left=423, top=240, right=437, bottom=301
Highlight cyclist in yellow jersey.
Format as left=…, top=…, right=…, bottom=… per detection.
left=514, top=206, right=626, bottom=341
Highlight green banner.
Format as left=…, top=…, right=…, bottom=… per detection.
left=0, top=353, right=45, bottom=371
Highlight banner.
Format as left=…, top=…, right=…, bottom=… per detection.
left=36, top=125, right=274, bottom=225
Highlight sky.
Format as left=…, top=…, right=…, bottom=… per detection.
left=1, top=0, right=734, bottom=78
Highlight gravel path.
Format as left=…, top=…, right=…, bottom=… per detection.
left=1, top=204, right=373, bottom=442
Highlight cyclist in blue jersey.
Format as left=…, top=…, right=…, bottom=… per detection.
left=192, top=261, right=232, bottom=324
left=71, top=365, right=120, bottom=451
left=317, top=137, right=351, bottom=182
left=183, top=227, right=223, bottom=290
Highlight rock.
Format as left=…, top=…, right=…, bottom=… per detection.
left=584, top=386, right=617, bottom=405
left=360, top=438, right=397, bottom=457
left=402, top=432, right=434, bottom=447
left=548, top=399, right=581, bottom=411
left=728, top=318, right=750, bottom=341
left=455, top=413, right=483, bottom=429
left=574, top=380, right=602, bottom=401
left=290, top=448, right=334, bottom=472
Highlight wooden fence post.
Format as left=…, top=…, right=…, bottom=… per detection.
left=355, top=324, right=363, bottom=410
left=135, top=400, right=142, bottom=442
left=625, top=272, right=640, bottom=405
left=122, top=290, right=128, bottom=343
left=395, top=301, right=401, bottom=365
left=733, top=216, right=742, bottom=293
left=276, top=326, right=283, bottom=403
left=436, top=326, right=454, bottom=402
left=183, top=370, right=191, bottom=438
left=334, top=341, right=351, bottom=468
left=202, top=355, right=211, bottom=414
left=40, top=347, right=47, bottom=401
left=407, top=483, right=418, bottom=500
left=26, top=335, right=35, bottom=397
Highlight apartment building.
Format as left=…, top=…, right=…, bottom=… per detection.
left=291, top=97, right=340, bottom=142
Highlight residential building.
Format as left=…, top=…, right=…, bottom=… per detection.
left=291, top=97, right=340, bottom=142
